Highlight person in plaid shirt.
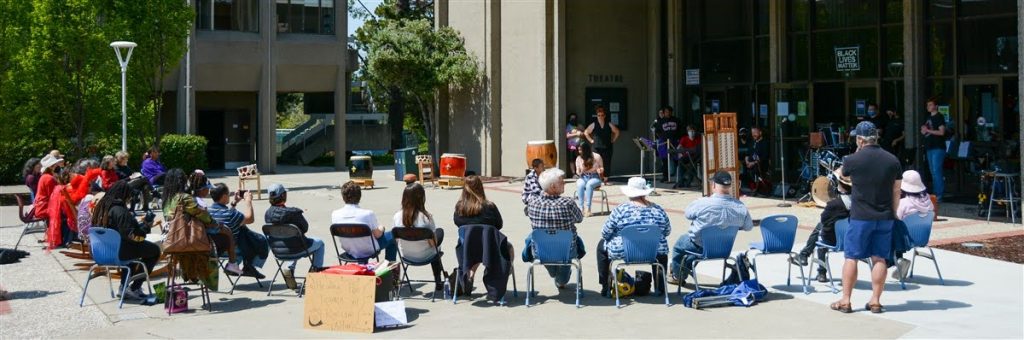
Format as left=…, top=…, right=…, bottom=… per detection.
left=596, top=177, right=671, bottom=297
left=521, top=159, right=544, bottom=205
left=522, top=168, right=586, bottom=289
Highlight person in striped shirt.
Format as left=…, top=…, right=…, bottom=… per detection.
left=596, top=177, right=671, bottom=297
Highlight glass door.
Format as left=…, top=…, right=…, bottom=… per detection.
left=959, top=78, right=1002, bottom=143
left=846, top=81, right=879, bottom=127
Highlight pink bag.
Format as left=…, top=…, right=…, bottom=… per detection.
left=164, top=285, right=188, bottom=314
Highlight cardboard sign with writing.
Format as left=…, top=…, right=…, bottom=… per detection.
left=303, top=273, right=377, bottom=333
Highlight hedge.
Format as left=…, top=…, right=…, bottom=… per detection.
left=160, top=134, right=208, bottom=172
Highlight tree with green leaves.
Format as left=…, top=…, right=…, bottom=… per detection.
left=353, top=0, right=479, bottom=160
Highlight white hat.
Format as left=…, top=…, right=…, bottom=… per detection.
left=620, top=177, right=654, bottom=198
left=901, top=170, right=927, bottom=193
left=41, top=154, right=63, bottom=169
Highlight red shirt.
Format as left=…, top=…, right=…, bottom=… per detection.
left=69, top=168, right=102, bottom=205
left=33, top=173, right=56, bottom=219
left=100, top=169, right=119, bottom=190
left=678, top=135, right=701, bottom=158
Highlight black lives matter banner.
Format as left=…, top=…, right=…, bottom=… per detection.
left=834, top=46, right=860, bottom=72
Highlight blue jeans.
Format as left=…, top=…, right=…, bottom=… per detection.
left=522, top=234, right=586, bottom=286
left=378, top=231, right=398, bottom=262
left=291, top=237, right=326, bottom=269
left=926, top=148, right=945, bottom=198
left=576, top=176, right=602, bottom=210
left=670, top=234, right=702, bottom=281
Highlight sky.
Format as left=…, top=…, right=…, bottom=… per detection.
left=347, top=0, right=382, bottom=37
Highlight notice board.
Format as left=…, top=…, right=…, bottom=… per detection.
left=303, top=273, right=377, bottom=333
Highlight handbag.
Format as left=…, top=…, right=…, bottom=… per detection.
left=164, top=284, right=189, bottom=314
left=163, top=202, right=211, bottom=254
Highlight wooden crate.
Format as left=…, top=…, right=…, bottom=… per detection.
left=438, top=177, right=464, bottom=190
left=702, top=113, right=740, bottom=197
left=351, top=178, right=375, bottom=189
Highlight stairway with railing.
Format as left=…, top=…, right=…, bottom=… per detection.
left=278, top=114, right=334, bottom=164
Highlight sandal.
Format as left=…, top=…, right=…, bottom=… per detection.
left=865, top=303, right=884, bottom=314
left=830, top=301, right=853, bottom=313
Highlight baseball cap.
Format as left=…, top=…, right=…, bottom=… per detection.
left=712, top=171, right=732, bottom=186
left=849, top=121, right=878, bottom=138
left=268, top=183, right=287, bottom=199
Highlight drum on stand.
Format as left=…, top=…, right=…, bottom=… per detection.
left=811, top=176, right=838, bottom=208
left=440, top=153, right=467, bottom=178
left=526, top=140, right=557, bottom=168
left=349, top=155, right=373, bottom=179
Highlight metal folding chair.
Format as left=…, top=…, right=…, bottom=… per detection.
left=903, top=212, right=944, bottom=286
left=13, top=194, right=46, bottom=251
left=78, top=228, right=153, bottom=309
left=613, top=225, right=670, bottom=308
left=263, top=224, right=316, bottom=297
left=679, top=226, right=739, bottom=295
left=330, top=223, right=381, bottom=265
left=211, top=240, right=263, bottom=295
left=392, top=227, right=445, bottom=302
left=747, top=215, right=807, bottom=293
left=525, top=229, right=583, bottom=308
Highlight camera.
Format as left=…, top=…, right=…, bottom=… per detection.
left=235, top=189, right=248, bottom=199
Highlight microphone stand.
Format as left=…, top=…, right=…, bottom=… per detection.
left=778, top=119, right=791, bottom=208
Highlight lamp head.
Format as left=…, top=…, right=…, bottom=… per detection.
left=110, top=41, right=137, bottom=49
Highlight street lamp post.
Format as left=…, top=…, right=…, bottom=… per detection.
left=110, top=41, right=137, bottom=152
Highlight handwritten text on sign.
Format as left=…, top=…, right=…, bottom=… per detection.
left=834, top=46, right=860, bottom=72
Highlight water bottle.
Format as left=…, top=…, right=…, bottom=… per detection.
left=443, top=281, right=451, bottom=300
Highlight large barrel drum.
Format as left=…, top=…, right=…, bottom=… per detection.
left=439, top=153, right=466, bottom=178
left=525, top=140, right=557, bottom=168
left=349, top=155, right=373, bottom=179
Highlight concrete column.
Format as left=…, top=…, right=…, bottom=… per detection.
left=666, top=0, right=681, bottom=111
left=903, top=0, right=925, bottom=163
left=553, top=0, right=567, bottom=171
left=334, top=1, right=348, bottom=171
left=257, top=0, right=277, bottom=173
left=1018, top=0, right=1023, bottom=213
left=486, top=0, right=501, bottom=176
left=769, top=0, right=786, bottom=83
left=434, top=0, right=450, bottom=154
left=175, top=29, right=197, bottom=135
left=647, top=0, right=662, bottom=114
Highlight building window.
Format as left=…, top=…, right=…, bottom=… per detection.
left=196, top=0, right=260, bottom=33
left=276, top=0, right=336, bottom=35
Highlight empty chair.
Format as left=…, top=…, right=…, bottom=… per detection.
left=613, top=225, right=670, bottom=308
left=525, top=229, right=584, bottom=308
left=747, top=215, right=806, bottom=293
left=678, top=226, right=739, bottom=294
left=330, top=223, right=381, bottom=264
left=263, top=224, right=316, bottom=297
left=14, top=194, right=46, bottom=251
left=393, top=227, right=445, bottom=302
left=903, top=212, right=944, bottom=286
left=78, top=228, right=152, bottom=308
left=808, top=219, right=850, bottom=294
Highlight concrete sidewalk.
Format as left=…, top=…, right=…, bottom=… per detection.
left=1, top=169, right=1021, bottom=339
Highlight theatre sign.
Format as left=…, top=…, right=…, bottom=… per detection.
left=834, top=46, right=860, bottom=72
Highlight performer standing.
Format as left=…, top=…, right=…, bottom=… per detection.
left=652, top=106, right=681, bottom=182
left=585, top=104, right=620, bottom=181
left=565, top=112, right=583, bottom=175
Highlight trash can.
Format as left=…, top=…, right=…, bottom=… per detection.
left=394, top=147, right=417, bottom=181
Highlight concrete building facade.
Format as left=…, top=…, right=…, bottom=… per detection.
left=436, top=0, right=1022, bottom=198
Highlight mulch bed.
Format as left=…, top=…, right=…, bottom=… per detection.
left=934, top=235, right=1024, bottom=264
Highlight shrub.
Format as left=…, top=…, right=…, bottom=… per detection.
left=159, top=134, right=208, bottom=171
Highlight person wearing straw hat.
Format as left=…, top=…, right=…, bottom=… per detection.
left=32, top=153, right=65, bottom=220
left=669, top=171, right=753, bottom=286
left=596, top=177, right=671, bottom=297
left=791, top=168, right=853, bottom=283
left=830, top=120, right=902, bottom=314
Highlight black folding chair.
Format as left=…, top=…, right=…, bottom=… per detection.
left=210, top=237, right=263, bottom=295
left=392, top=227, right=445, bottom=302
left=329, top=223, right=381, bottom=264
left=263, top=224, right=315, bottom=297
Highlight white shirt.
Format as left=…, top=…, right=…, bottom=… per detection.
left=392, top=211, right=438, bottom=261
left=330, top=204, right=381, bottom=259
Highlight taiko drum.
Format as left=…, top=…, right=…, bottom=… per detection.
left=349, top=155, right=373, bottom=179
left=525, top=140, right=557, bottom=168
left=439, top=153, right=466, bottom=178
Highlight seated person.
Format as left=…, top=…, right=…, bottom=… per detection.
left=393, top=183, right=446, bottom=290
left=790, top=171, right=852, bottom=283
left=69, top=159, right=102, bottom=205
left=598, top=177, right=671, bottom=296
left=99, top=155, right=119, bottom=190
left=208, top=183, right=269, bottom=279
left=575, top=143, right=605, bottom=217
left=741, top=127, right=769, bottom=192
left=265, top=184, right=326, bottom=287
left=141, top=146, right=166, bottom=186
left=521, top=158, right=544, bottom=206
left=331, top=181, right=398, bottom=261
left=453, top=175, right=512, bottom=300
left=522, top=169, right=585, bottom=289
left=188, top=171, right=240, bottom=275
left=674, top=125, right=702, bottom=188
left=670, top=171, right=754, bottom=285
left=892, top=170, right=934, bottom=280
left=92, top=181, right=160, bottom=300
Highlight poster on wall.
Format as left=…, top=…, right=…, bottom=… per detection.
left=759, top=104, right=769, bottom=118
left=938, top=105, right=951, bottom=123
left=711, top=100, right=720, bottom=114
left=798, top=101, right=807, bottom=116
left=855, top=100, right=867, bottom=117
left=834, top=46, right=860, bottom=72
left=685, top=69, right=700, bottom=86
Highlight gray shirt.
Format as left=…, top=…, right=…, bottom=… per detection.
left=685, top=194, right=753, bottom=246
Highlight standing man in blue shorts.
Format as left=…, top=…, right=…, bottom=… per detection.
left=832, top=121, right=902, bottom=314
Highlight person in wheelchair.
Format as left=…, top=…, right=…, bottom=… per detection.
left=674, top=125, right=702, bottom=188
left=790, top=170, right=852, bottom=283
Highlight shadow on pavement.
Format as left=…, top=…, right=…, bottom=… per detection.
left=210, top=297, right=286, bottom=313
left=7, top=290, right=62, bottom=300
left=883, top=299, right=972, bottom=312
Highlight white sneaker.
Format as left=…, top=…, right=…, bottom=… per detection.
left=225, top=262, right=243, bottom=275
left=892, top=258, right=911, bottom=280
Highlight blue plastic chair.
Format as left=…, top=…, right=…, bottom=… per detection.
left=525, top=229, right=583, bottom=308
left=679, top=226, right=739, bottom=294
left=748, top=215, right=806, bottom=293
left=808, top=219, right=850, bottom=294
left=903, top=212, right=943, bottom=286
left=613, top=225, right=670, bottom=308
left=78, top=228, right=153, bottom=309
